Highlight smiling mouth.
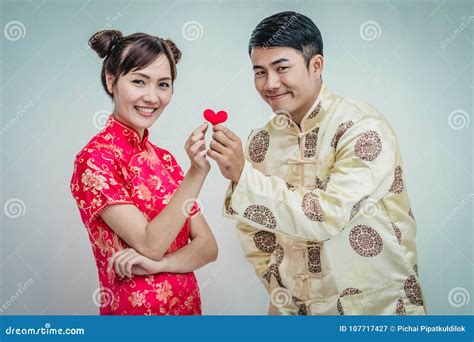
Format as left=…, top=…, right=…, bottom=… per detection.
left=267, top=92, right=289, bottom=101
left=135, top=106, right=157, bottom=115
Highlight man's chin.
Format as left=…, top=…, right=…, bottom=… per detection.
left=271, top=106, right=293, bottom=117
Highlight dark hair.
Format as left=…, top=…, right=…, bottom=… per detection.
left=88, top=30, right=182, bottom=98
left=248, top=11, right=323, bottom=67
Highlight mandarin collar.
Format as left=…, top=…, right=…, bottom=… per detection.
left=105, top=114, right=149, bottom=150
left=299, top=83, right=333, bottom=133
left=271, top=83, right=333, bottom=135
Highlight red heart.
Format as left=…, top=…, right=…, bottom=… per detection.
left=203, top=109, right=228, bottom=125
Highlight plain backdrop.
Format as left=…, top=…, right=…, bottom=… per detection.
left=1, top=0, right=472, bottom=315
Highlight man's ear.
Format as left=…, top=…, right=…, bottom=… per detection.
left=310, top=54, right=324, bottom=79
left=105, top=73, right=115, bottom=95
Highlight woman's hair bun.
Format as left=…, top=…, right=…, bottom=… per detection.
left=162, top=38, right=182, bottom=64
left=88, top=30, right=124, bottom=58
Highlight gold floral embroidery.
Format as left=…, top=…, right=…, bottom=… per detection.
left=137, top=183, right=152, bottom=201
left=155, top=280, right=173, bottom=303
left=129, top=290, right=146, bottom=307
left=81, top=169, right=109, bottom=195
left=71, top=115, right=201, bottom=315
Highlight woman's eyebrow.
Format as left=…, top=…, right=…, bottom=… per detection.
left=131, top=72, right=150, bottom=79
left=131, top=72, right=171, bottom=81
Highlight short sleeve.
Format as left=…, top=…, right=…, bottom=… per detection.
left=70, top=150, right=134, bottom=224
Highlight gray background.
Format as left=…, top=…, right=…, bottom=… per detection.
left=1, top=0, right=472, bottom=315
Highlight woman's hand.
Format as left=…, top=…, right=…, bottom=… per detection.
left=185, top=123, right=210, bottom=175
left=107, top=248, right=163, bottom=279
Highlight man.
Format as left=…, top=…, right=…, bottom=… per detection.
left=207, top=11, right=426, bottom=315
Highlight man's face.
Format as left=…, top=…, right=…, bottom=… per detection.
left=251, top=47, right=322, bottom=122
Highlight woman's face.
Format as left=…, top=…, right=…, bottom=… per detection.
left=106, top=53, right=173, bottom=138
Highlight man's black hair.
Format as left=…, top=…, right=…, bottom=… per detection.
left=248, top=11, right=323, bottom=67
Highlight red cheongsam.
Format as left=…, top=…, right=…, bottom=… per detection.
left=70, top=114, right=201, bottom=315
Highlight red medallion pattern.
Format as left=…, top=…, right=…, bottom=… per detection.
left=350, top=195, right=370, bottom=220
left=304, top=127, right=319, bottom=158
left=243, top=205, right=277, bottom=229
left=315, top=175, right=330, bottom=191
left=391, top=223, right=402, bottom=245
left=307, top=102, right=321, bottom=119
left=349, top=225, right=383, bottom=257
left=249, top=130, right=270, bottom=163
left=253, top=230, right=277, bottom=253
left=331, top=121, right=354, bottom=148
left=337, top=287, right=362, bottom=315
left=273, top=244, right=284, bottom=265
left=404, top=276, right=424, bottom=306
left=396, top=297, right=407, bottom=315
left=307, top=242, right=322, bottom=273
left=389, top=166, right=404, bottom=194
left=354, top=131, right=382, bottom=161
left=262, top=264, right=283, bottom=287
left=302, top=192, right=325, bottom=222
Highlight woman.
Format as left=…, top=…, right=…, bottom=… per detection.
left=70, top=30, right=218, bottom=315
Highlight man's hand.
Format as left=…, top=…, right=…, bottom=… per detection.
left=207, top=125, right=244, bottom=183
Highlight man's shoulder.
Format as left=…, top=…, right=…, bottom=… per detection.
left=328, top=92, right=391, bottom=127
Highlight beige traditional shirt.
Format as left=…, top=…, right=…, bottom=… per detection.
left=223, top=84, right=426, bottom=315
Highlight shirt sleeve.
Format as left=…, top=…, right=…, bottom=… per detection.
left=70, top=150, right=134, bottom=224
left=159, top=148, right=201, bottom=218
left=236, top=221, right=273, bottom=290
left=223, top=117, right=398, bottom=241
